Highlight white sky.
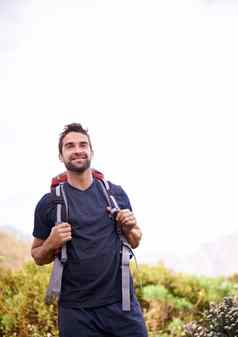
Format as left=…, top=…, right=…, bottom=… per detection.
left=1, top=0, right=238, bottom=262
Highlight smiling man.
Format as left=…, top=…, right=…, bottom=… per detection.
left=31, top=123, right=148, bottom=337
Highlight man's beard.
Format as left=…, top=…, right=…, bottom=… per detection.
left=65, top=158, right=91, bottom=174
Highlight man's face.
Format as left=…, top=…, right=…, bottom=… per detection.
left=59, top=132, right=93, bottom=173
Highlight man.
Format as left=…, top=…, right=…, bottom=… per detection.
left=31, top=123, right=148, bottom=337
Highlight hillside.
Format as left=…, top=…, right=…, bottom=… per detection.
left=0, top=229, right=31, bottom=269
left=2, top=225, right=238, bottom=276
left=138, top=230, right=238, bottom=277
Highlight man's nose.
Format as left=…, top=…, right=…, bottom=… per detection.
left=73, top=145, right=84, bottom=154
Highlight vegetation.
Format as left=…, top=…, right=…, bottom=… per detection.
left=1, top=261, right=238, bottom=337
left=184, top=297, right=238, bottom=337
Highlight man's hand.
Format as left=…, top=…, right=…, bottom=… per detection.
left=31, top=222, right=72, bottom=266
left=48, top=222, right=72, bottom=250
left=107, top=207, right=142, bottom=248
left=115, top=209, right=137, bottom=234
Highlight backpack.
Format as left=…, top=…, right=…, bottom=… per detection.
left=45, top=169, right=134, bottom=311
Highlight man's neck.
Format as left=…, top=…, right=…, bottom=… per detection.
left=66, top=169, right=93, bottom=190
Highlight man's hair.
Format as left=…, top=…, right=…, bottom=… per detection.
left=58, top=123, right=93, bottom=154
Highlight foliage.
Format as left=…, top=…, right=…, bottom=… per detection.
left=184, top=297, right=238, bottom=337
left=132, top=263, right=238, bottom=336
left=0, top=263, right=58, bottom=337
left=1, top=262, right=238, bottom=337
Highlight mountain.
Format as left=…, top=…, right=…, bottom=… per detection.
left=0, top=225, right=32, bottom=241
left=141, top=231, right=238, bottom=277
left=0, top=228, right=31, bottom=269
left=1, top=225, right=238, bottom=277
left=175, top=231, right=238, bottom=277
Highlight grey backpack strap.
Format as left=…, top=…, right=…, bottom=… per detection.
left=45, top=183, right=68, bottom=304
left=98, top=179, right=134, bottom=311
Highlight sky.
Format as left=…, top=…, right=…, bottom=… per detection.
left=1, top=0, right=238, bottom=263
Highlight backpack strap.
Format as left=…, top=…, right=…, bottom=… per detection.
left=60, top=184, right=69, bottom=263
left=45, top=183, right=68, bottom=304
left=98, top=179, right=134, bottom=311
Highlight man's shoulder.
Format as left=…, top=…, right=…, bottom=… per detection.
left=33, top=192, right=57, bottom=239
left=35, top=192, right=55, bottom=211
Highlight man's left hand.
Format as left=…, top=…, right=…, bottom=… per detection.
left=115, top=209, right=137, bottom=234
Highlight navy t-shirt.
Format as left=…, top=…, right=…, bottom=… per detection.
left=33, top=178, right=132, bottom=308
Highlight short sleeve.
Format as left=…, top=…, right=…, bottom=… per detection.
left=33, top=193, right=56, bottom=239
left=110, top=184, right=132, bottom=211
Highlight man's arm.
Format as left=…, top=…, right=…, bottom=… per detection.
left=31, top=223, right=72, bottom=266
left=31, top=237, right=58, bottom=266
left=115, top=209, right=142, bottom=249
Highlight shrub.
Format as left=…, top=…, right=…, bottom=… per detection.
left=0, top=263, right=58, bottom=337
left=1, top=262, right=238, bottom=337
left=184, top=297, right=238, bottom=337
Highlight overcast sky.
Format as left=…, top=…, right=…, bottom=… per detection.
left=1, top=0, right=238, bottom=263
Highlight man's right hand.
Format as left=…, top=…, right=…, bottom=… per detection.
left=31, top=223, right=72, bottom=266
left=48, top=222, right=72, bottom=250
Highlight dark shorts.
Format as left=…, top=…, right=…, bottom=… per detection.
left=58, top=295, right=148, bottom=337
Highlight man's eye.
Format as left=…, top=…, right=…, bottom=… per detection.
left=65, top=144, right=74, bottom=149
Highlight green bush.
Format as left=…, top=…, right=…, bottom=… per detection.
left=184, top=297, right=238, bottom=337
left=0, top=263, right=58, bottom=337
left=1, top=262, right=238, bottom=337
left=132, top=263, right=238, bottom=336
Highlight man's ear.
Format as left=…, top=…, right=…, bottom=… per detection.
left=59, top=153, right=63, bottom=162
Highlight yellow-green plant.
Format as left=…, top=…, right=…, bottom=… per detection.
left=1, top=261, right=238, bottom=337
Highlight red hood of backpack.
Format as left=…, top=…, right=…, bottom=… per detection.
left=51, top=169, right=104, bottom=189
